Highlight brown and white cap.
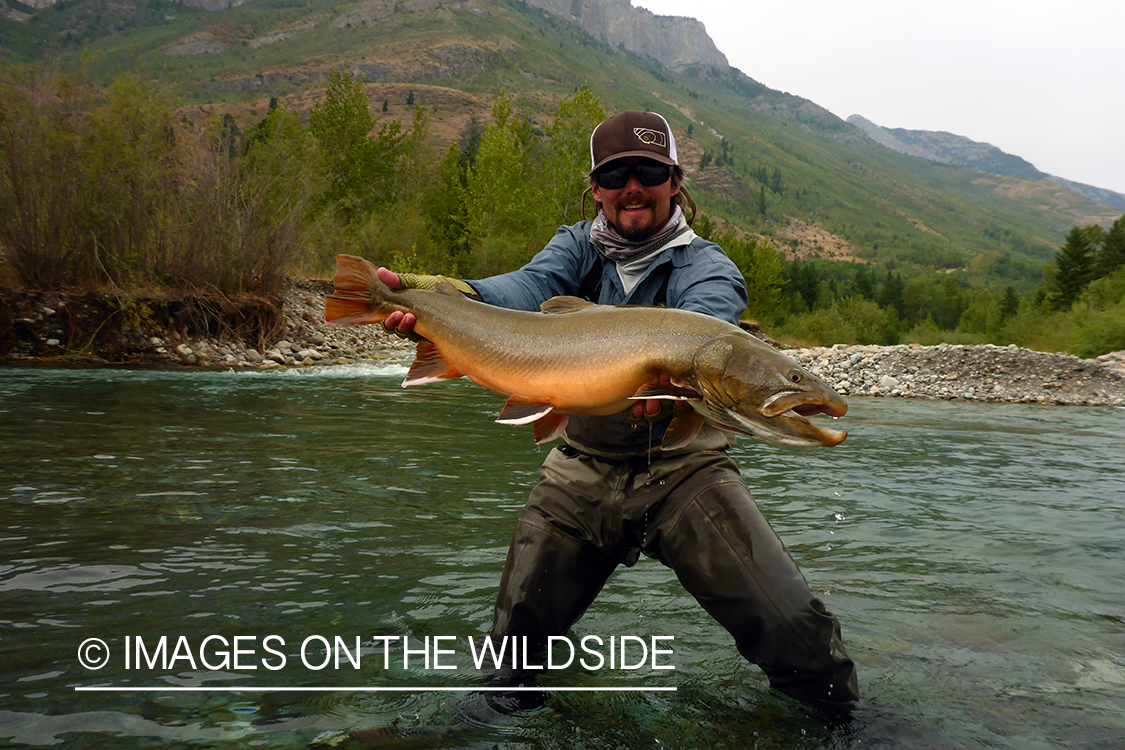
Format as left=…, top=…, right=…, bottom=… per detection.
left=589, top=110, right=678, bottom=172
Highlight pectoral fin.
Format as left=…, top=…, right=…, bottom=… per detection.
left=496, top=396, right=555, bottom=425
left=496, top=396, right=569, bottom=444
left=630, top=382, right=704, bottom=401
left=403, top=341, right=461, bottom=386
left=660, top=412, right=706, bottom=450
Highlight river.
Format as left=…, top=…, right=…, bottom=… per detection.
left=1, top=362, right=1123, bottom=749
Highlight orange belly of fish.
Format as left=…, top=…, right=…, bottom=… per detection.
left=441, top=345, right=649, bottom=415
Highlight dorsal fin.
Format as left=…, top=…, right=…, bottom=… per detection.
left=540, top=296, right=597, bottom=314
left=434, top=281, right=465, bottom=297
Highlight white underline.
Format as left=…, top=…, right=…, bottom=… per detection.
left=74, top=686, right=676, bottom=693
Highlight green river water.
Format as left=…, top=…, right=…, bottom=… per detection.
left=1, top=361, right=1123, bottom=749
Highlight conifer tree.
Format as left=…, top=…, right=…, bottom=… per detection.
left=854, top=266, right=876, bottom=300
left=999, top=286, right=1020, bottom=323
left=937, top=276, right=965, bottom=329
left=1051, top=226, right=1098, bottom=309
left=1095, top=215, right=1125, bottom=276
left=878, top=271, right=906, bottom=318
left=787, top=260, right=819, bottom=310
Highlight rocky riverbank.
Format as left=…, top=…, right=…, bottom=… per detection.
left=3, top=279, right=1124, bottom=407
left=790, top=344, right=1125, bottom=407
left=155, top=279, right=411, bottom=369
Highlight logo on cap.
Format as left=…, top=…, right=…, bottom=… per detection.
left=633, top=128, right=667, bottom=148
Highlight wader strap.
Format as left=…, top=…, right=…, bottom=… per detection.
left=556, top=443, right=649, bottom=468
left=556, top=441, right=727, bottom=465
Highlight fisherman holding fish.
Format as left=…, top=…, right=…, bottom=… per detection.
left=342, top=110, right=859, bottom=713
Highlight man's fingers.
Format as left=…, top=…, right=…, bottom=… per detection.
left=383, top=310, right=416, bottom=335
left=376, top=266, right=403, bottom=289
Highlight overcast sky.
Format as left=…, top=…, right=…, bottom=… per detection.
left=633, top=0, right=1125, bottom=195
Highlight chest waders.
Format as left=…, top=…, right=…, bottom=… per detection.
left=487, top=446, right=859, bottom=713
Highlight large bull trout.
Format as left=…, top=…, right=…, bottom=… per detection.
left=325, top=255, right=847, bottom=449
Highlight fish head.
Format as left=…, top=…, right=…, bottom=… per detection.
left=690, top=334, right=848, bottom=448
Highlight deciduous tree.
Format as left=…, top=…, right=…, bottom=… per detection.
left=462, top=92, right=547, bottom=275
left=724, top=233, right=785, bottom=324
left=544, top=82, right=606, bottom=225
left=308, top=70, right=402, bottom=219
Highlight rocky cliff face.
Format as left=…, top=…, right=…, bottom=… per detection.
left=2, top=0, right=31, bottom=21
left=331, top=0, right=731, bottom=71
left=176, top=0, right=255, bottom=10
left=17, top=0, right=726, bottom=72
left=14, top=0, right=254, bottom=9
left=330, top=0, right=460, bottom=29
left=520, top=0, right=727, bottom=70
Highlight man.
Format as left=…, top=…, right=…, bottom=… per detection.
left=379, top=110, right=859, bottom=713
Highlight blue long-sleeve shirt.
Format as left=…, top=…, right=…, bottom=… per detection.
left=468, top=221, right=748, bottom=325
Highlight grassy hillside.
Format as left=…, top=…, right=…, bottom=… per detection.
left=3, top=0, right=1119, bottom=293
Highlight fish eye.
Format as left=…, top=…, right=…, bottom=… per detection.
left=788, top=369, right=803, bottom=384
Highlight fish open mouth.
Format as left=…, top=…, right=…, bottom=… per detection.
left=713, top=406, right=847, bottom=448
left=727, top=391, right=849, bottom=447
left=795, top=419, right=848, bottom=447
left=760, top=391, right=848, bottom=419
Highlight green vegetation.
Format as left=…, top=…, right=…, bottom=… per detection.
left=3, top=0, right=1114, bottom=274
left=1, top=0, right=1121, bottom=357
left=762, top=220, right=1125, bottom=357
left=0, top=67, right=603, bottom=295
left=0, top=66, right=323, bottom=296
left=2, top=62, right=1122, bottom=357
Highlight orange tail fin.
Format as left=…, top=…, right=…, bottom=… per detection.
left=325, top=255, right=386, bottom=327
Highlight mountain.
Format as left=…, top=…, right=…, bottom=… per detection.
left=1, top=0, right=1121, bottom=289
left=848, top=115, right=1125, bottom=212
left=846, top=115, right=1042, bottom=179
left=520, top=0, right=727, bottom=69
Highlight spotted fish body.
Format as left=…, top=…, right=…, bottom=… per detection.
left=325, top=255, right=847, bottom=448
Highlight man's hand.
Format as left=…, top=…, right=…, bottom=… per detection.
left=377, top=267, right=417, bottom=336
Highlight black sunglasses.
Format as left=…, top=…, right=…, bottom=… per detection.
left=593, top=162, right=673, bottom=190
